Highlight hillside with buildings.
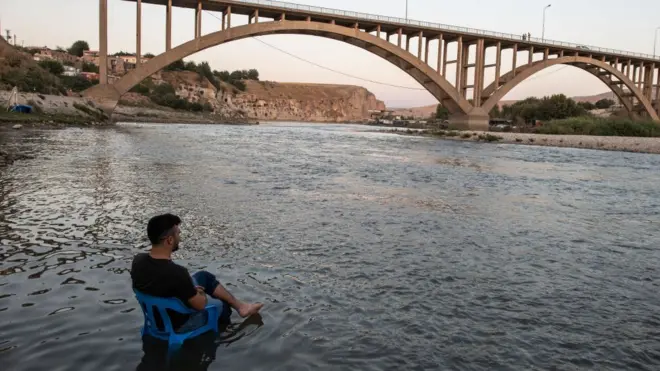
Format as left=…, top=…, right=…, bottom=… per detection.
left=1, top=38, right=387, bottom=123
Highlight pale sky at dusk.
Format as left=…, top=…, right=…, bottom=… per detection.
left=2, top=0, right=659, bottom=107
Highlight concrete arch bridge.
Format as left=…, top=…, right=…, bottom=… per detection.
left=85, top=0, right=660, bottom=129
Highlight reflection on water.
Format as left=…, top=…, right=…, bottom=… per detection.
left=1, top=123, right=660, bottom=370
left=137, top=315, right=264, bottom=371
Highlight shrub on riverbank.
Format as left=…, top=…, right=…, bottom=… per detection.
left=534, top=117, right=660, bottom=137
left=61, top=75, right=97, bottom=92
left=148, top=82, right=213, bottom=113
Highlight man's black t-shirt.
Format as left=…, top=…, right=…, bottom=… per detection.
left=130, top=253, right=197, bottom=329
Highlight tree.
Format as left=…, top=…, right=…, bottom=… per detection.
left=214, top=70, right=230, bottom=82
left=229, top=70, right=244, bottom=81
left=130, top=83, right=150, bottom=95
left=489, top=105, right=501, bottom=118
left=38, top=60, right=64, bottom=75
left=60, top=75, right=95, bottom=92
left=82, top=61, right=99, bottom=73
left=233, top=80, right=246, bottom=91
left=436, top=104, right=449, bottom=120
left=247, top=69, right=259, bottom=81
left=165, top=59, right=186, bottom=71
left=151, top=82, right=177, bottom=97
left=188, top=102, right=204, bottom=112
left=144, top=53, right=155, bottom=58
left=196, top=62, right=220, bottom=89
left=595, top=98, right=616, bottom=109
left=498, top=94, right=586, bottom=123
left=184, top=61, right=197, bottom=71
left=68, top=40, right=90, bottom=57
left=578, top=101, right=595, bottom=111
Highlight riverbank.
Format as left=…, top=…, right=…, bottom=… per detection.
left=391, top=128, right=660, bottom=154
left=112, top=104, right=254, bottom=125
left=0, top=91, right=259, bottom=127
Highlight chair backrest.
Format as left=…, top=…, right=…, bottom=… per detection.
left=134, top=290, right=193, bottom=335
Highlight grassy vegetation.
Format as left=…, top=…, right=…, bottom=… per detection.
left=0, top=38, right=66, bottom=94
left=130, top=81, right=213, bottom=112
left=534, top=117, right=660, bottom=137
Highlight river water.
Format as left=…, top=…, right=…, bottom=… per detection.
left=1, top=122, right=660, bottom=371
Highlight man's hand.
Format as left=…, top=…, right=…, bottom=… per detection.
left=195, top=286, right=205, bottom=295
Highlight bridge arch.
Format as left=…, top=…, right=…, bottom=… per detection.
left=85, top=21, right=473, bottom=116
left=481, top=56, right=659, bottom=121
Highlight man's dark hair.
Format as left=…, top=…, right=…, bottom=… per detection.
left=147, top=213, right=181, bottom=245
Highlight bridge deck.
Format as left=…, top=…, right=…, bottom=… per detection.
left=125, top=0, right=659, bottom=64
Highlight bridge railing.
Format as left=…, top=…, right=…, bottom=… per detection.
left=230, top=0, right=660, bottom=61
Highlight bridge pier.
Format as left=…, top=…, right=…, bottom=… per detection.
left=448, top=107, right=490, bottom=131
left=99, top=0, right=108, bottom=85
left=82, top=84, right=121, bottom=118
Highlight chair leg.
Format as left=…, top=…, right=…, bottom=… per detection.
left=168, top=337, right=184, bottom=354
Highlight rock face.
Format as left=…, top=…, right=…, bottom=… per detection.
left=230, top=81, right=386, bottom=122
left=156, top=71, right=217, bottom=104
left=149, top=71, right=386, bottom=122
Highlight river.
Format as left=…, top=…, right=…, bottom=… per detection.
left=1, top=122, right=660, bottom=370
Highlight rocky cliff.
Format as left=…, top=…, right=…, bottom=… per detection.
left=228, top=81, right=386, bottom=122
left=146, top=71, right=386, bottom=122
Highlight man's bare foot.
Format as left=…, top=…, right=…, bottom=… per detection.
left=237, top=303, right=263, bottom=318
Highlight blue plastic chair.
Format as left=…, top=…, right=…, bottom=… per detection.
left=134, top=290, right=221, bottom=351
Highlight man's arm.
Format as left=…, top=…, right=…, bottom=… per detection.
left=173, top=267, right=207, bottom=311
left=187, top=289, right=208, bottom=311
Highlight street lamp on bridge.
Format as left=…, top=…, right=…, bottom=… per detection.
left=654, top=26, right=660, bottom=58
left=405, top=0, right=408, bottom=20
left=542, top=4, right=552, bottom=42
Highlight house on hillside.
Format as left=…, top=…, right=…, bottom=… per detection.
left=62, top=65, right=81, bottom=76
left=31, top=47, right=79, bottom=65
left=118, top=54, right=152, bottom=65
left=82, top=50, right=100, bottom=65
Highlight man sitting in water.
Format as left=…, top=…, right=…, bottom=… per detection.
left=131, top=213, right=263, bottom=331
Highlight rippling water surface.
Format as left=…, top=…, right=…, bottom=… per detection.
left=1, top=122, right=660, bottom=370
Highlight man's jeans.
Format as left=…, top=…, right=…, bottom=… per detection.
left=176, top=271, right=232, bottom=333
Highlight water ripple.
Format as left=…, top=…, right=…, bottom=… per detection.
left=1, top=123, right=660, bottom=370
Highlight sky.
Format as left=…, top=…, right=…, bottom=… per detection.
left=1, top=0, right=659, bottom=108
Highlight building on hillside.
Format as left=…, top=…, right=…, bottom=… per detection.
left=31, top=47, right=80, bottom=65
left=109, top=56, right=132, bottom=75
left=83, top=52, right=143, bottom=76
left=118, top=54, right=152, bottom=65
left=82, top=50, right=100, bottom=65
left=62, top=65, right=81, bottom=77
left=80, top=72, right=100, bottom=81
